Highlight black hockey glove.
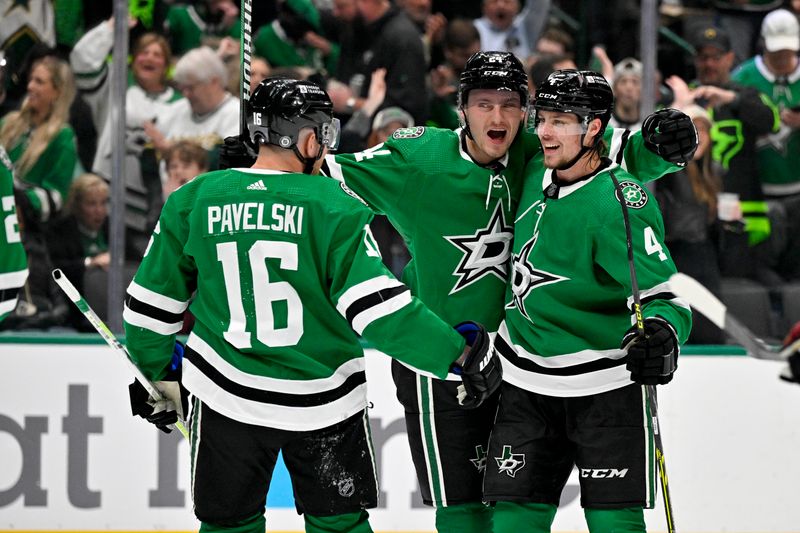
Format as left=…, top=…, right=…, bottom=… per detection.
left=219, top=134, right=257, bottom=170
left=129, top=342, right=189, bottom=434
left=642, top=108, right=698, bottom=167
left=451, top=322, right=502, bottom=409
left=779, top=321, right=800, bottom=384
left=622, top=318, right=678, bottom=385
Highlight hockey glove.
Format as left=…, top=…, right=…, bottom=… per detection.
left=779, top=321, right=800, bottom=384
left=642, top=108, right=698, bottom=167
left=129, top=342, right=189, bottom=434
left=622, top=318, right=679, bottom=385
left=451, top=322, right=502, bottom=409
left=219, top=134, right=257, bottom=170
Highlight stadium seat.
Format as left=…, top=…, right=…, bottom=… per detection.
left=720, top=277, right=776, bottom=342
left=781, top=283, right=800, bottom=328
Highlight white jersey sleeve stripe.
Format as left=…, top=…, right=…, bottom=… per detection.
left=127, top=280, right=190, bottom=313
left=336, top=275, right=405, bottom=317
left=351, top=290, right=413, bottom=335
left=123, top=306, right=183, bottom=335
left=0, top=268, right=29, bottom=290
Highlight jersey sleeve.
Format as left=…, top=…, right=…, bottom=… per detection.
left=325, top=137, right=421, bottom=215
left=0, top=155, right=28, bottom=322
left=123, top=193, right=195, bottom=381
left=327, top=204, right=465, bottom=378
left=594, top=179, right=692, bottom=344
left=605, top=127, right=681, bottom=183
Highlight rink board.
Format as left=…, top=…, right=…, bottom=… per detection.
left=0, top=335, right=799, bottom=532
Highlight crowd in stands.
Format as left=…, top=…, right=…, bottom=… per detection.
left=2, top=0, right=800, bottom=343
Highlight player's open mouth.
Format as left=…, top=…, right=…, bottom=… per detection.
left=487, top=130, right=507, bottom=142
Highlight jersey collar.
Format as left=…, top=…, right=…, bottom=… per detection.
left=456, top=127, right=510, bottom=169
left=540, top=158, right=615, bottom=199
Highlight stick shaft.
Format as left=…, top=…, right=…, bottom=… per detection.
left=51, top=269, right=189, bottom=439
left=239, top=0, right=253, bottom=137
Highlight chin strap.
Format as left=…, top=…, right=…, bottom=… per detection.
left=292, top=139, right=326, bottom=174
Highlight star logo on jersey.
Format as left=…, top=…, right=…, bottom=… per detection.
left=4, top=0, right=30, bottom=16
left=617, top=181, right=648, bottom=209
left=470, top=445, right=488, bottom=472
left=757, top=124, right=792, bottom=155
left=495, top=445, right=526, bottom=478
left=444, top=202, right=513, bottom=295
left=506, top=232, right=568, bottom=320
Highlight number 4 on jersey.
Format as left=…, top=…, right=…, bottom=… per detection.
left=644, top=226, right=667, bottom=261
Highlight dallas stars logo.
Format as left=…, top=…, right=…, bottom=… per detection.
left=617, top=181, right=648, bottom=209
left=444, top=201, right=513, bottom=295
left=470, top=445, right=487, bottom=472
left=495, top=445, right=526, bottom=478
left=506, top=232, right=568, bottom=320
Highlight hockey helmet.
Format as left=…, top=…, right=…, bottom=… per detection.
left=532, top=69, right=614, bottom=133
left=248, top=77, right=340, bottom=151
left=458, top=51, right=529, bottom=109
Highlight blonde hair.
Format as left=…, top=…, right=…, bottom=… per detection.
left=0, top=56, right=76, bottom=178
left=65, top=173, right=109, bottom=217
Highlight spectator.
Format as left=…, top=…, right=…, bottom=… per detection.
left=528, top=52, right=576, bottom=94
left=164, top=0, right=241, bottom=56
left=655, top=105, right=725, bottom=344
left=732, top=8, right=800, bottom=282
left=45, top=173, right=110, bottom=329
left=70, top=18, right=181, bottom=181
left=669, top=25, right=779, bottom=279
left=473, top=0, right=551, bottom=62
left=398, top=0, right=448, bottom=65
left=609, top=57, right=643, bottom=131
left=144, top=46, right=239, bottom=158
left=534, top=25, right=575, bottom=59
left=327, top=0, right=429, bottom=124
left=429, top=18, right=482, bottom=128
left=253, top=0, right=339, bottom=76
left=163, top=140, right=209, bottom=200
left=0, top=55, right=77, bottom=227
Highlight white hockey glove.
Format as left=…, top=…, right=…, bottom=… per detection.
left=129, top=342, right=189, bottom=434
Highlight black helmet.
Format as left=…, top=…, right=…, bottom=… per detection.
left=533, top=69, right=614, bottom=132
left=248, top=77, right=339, bottom=151
left=458, top=51, right=529, bottom=109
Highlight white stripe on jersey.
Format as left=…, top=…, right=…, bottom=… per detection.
left=625, top=280, right=691, bottom=320
left=127, top=280, right=190, bottom=313
left=187, top=332, right=366, bottom=394
left=497, top=323, right=633, bottom=397
left=324, top=154, right=345, bottom=182
left=0, top=298, right=18, bottom=315
left=122, top=306, right=184, bottom=335
left=336, top=275, right=412, bottom=334
left=608, top=127, right=627, bottom=171
left=0, top=267, right=28, bottom=290
left=498, top=322, right=626, bottom=368
left=182, top=356, right=368, bottom=431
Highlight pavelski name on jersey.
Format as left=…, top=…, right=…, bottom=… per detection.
left=207, top=202, right=304, bottom=235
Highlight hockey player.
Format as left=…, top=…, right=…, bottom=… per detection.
left=484, top=70, right=693, bottom=532
left=122, top=77, right=500, bottom=533
left=323, top=52, right=696, bottom=533
left=0, top=146, right=28, bottom=323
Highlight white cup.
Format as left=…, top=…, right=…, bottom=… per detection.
left=717, top=192, right=742, bottom=221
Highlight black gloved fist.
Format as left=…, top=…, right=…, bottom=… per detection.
left=642, top=108, right=698, bottom=167
left=219, top=134, right=257, bottom=170
left=451, top=322, right=503, bottom=409
left=129, top=342, right=189, bottom=434
left=622, top=318, right=679, bottom=385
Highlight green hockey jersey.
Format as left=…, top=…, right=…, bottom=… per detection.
left=326, top=126, right=677, bottom=337
left=0, top=147, right=28, bottom=322
left=123, top=168, right=465, bottom=431
left=732, top=57, right=800, bottom=197
left=498, top=159, right=692, bottom=397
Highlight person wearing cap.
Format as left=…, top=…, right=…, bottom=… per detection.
left=665, top=24, right=779, bottom=280
left=609, top=57, right=644, bottom=131
left=712, top=0, right=783, bottom=64
left=732, top=8, right=800, bottom=281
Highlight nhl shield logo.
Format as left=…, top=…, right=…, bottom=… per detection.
left=617, top=181, right=648, bottom=209
left=392, top=126, right=425, bottom=139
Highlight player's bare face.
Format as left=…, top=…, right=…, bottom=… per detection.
left=536, top=110, right=586, bottom=169
left=465, top=89, right=525, bottom=164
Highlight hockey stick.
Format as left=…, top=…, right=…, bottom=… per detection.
left=610, top=172, right=676, bottom=533
left=668, top=272, right=800, bottom=361
left=51, top=269, right=189, bottom=439
left=239, top=0, right=253, bottom=137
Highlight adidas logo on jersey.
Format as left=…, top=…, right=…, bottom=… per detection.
left=247, top=180, right=267, bottom=191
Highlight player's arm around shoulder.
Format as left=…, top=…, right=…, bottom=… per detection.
left=123, top=175, right=201, bottom=381
left=599, top=169, right=692, bottom=344
left=325, top=194, right=465, bottom=379
left=324, top=127, right=434, bottom=214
